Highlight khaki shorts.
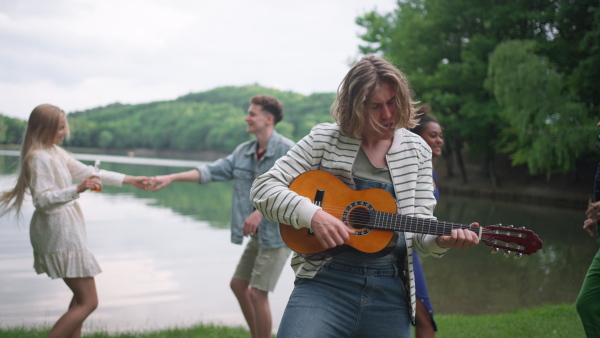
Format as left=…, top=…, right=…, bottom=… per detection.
left=233, top=236, right=291, bottom=292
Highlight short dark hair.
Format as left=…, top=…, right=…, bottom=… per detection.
left=250, top=95, right=284, bottom=124
left=410, top=104, right=440, bottom=137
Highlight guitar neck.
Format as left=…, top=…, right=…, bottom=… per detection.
left=369, top=211, right=481, bottom=237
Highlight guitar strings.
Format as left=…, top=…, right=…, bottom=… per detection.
left=319, top=204, right=477, bottom=234
left=269, top=203, right=478, bottom=235
left=270, top=206, right=530, bottom=254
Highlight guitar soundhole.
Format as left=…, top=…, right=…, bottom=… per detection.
left=347, top=207, right=370, bottom=230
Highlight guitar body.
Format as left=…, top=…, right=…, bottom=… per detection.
left=280, top=170, right=398, bottom=254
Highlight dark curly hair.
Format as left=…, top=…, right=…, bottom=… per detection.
left=250, top=95, right=284, bottom=124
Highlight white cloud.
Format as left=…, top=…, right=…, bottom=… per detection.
left=0, top=0, right=397, bottom=119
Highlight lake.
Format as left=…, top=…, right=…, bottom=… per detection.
left=0, top=151, right=595, bottom=334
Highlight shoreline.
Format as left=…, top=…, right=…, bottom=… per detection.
left=438, top=182, right=588, bottom=210
left=434, top=154, right=593, bottom=210
left=0, top=144, right=591, bottom=209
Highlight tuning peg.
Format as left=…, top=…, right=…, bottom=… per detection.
left=519, top=226, right=526, bottom=230
left=491, top=247, right=499, bottom=254
left=514, top=253, right=523, bottom=260
left=508, top=225, right=514, bottom=228
left=504, top=249, right=511, bottom=257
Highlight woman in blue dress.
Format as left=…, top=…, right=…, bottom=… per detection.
left=410, top=104, right=444, bottom=337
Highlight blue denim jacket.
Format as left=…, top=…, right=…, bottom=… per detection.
left=196, top=130, right=295, bottom=248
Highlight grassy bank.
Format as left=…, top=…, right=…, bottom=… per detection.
left=0, top=304, right=584, bottom=337
left=434, top=303, right=584, bottom=337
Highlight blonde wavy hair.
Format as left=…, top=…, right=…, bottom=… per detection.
left=331, top=55, right=419, bottom=139
left=0, top=104, right=69, bottom=216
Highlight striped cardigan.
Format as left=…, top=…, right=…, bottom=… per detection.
left=250, top=122, right=448, bottom=322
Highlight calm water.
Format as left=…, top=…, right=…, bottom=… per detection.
left=0, top=151, right=595, bottom=333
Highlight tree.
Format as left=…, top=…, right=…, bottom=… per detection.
left=97, top=130, right=114, bottom=149
left=355, top=0, right=596, bottom=182
left=539, top=0, right=600, bottom=114
left=0, top=115, right=26, bottom=144
left=65, top=118, right=96, bottom=148
left=0, top=118, right=7, bottom=143
left=486, top=40, right=595, bottom=176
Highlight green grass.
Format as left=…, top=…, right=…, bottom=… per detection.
left=434, top=304, right=584, bottom=338
left=0, top=323, right=252, bottom=338
left=0, top=304, right=585, bottom=337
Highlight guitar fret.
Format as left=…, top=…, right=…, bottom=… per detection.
left=374, top=209, right=491, bottom=237
left=371, top=211, right=468, bottom=236
left=384, top=212, right=391, bottom=230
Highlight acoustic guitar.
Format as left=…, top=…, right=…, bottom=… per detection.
left=279, top=170, right=543, bottom=258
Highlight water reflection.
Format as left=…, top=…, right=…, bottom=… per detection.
left=0, top=153, right=295, bottom=333
left=0, top=152, right=594, bottom=333
left=0, top=191, right=295, bottom=333
left=425, top=195, right=594, bottom=315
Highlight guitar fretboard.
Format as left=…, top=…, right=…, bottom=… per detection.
left=369, top=211, right=482, bottom=237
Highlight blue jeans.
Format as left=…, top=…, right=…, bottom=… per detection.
left=276, top=260, right=411, bottom=338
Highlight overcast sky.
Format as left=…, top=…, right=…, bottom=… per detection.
left=0, top=0, right=397, bottom=120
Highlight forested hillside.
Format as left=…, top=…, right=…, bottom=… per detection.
left=0, top=115, right=26, bottom=145
left=10, top=85, right=334, bottom=154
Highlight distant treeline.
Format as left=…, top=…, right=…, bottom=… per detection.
left=0, top=85, right=335, bottom=154
left=0, top=115, right=26, bottom=146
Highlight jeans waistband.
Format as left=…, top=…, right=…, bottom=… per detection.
left=325, top=260, right=399, bottom=276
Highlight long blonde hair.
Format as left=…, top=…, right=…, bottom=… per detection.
left=331, top=55, right=419, bottom=139
left=0, top=104, right=69, bottom=216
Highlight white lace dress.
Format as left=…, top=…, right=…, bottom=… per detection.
left=29, top=145, right=124, bottom=279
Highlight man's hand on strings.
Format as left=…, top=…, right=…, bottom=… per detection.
left=310, top=210, right=354, bottom=249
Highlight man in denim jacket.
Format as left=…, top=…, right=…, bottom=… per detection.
left=151, top=95, right=295, bottom=338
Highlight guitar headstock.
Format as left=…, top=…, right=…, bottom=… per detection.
left=481, top=224, right=543, bottom=258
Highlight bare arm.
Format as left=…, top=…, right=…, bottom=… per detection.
left=151, top=169, right=201, bottom=192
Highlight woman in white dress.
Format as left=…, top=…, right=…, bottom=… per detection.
left=0, top=104, right=149, bottom=337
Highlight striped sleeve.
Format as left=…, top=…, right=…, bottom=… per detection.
left=394, top=130, right=447, bottom=258
left=251, top=123, right=360, bottom=230
left=251, top=131, right=321, bottom=229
